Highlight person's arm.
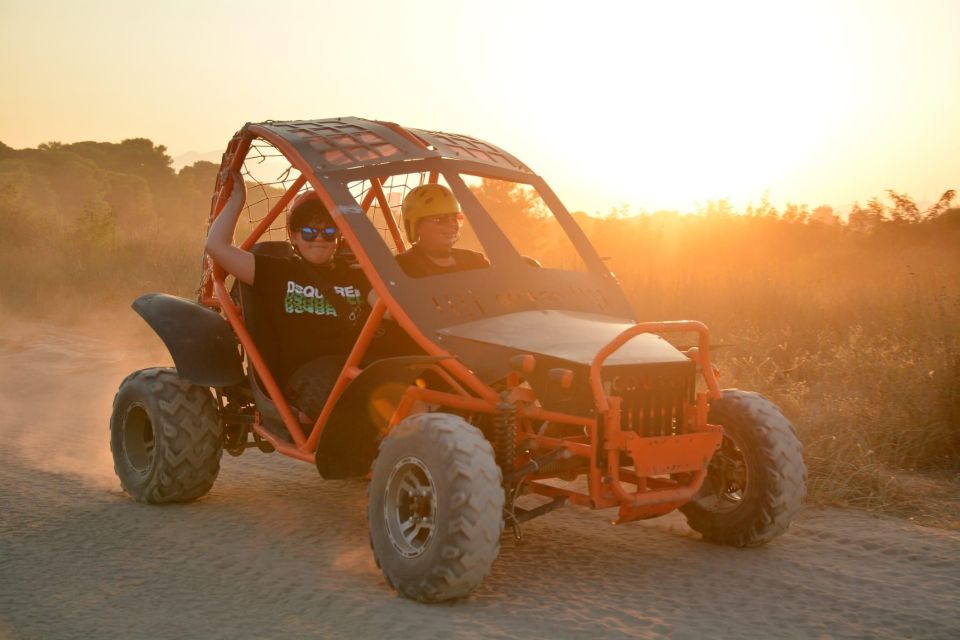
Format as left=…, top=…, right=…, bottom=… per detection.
left=204, top=170, right=256, bottom=285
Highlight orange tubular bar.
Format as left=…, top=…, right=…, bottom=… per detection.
left=526, top=482, right=597, bottom=508
left=519, top=405, right=595, bottom=428
left=203, top=155, right=314, bottom=450
left=250, top=430, right=315, bottom=463
left=521, top=434, right=592, bottom=458
left=601, top=395, right=715, bottom=519
left=410, top=387, right=496, bottom=415
left=609, top=465, right=708, bottom=508
left=239, top=175, right=306, bottom=250
left=573, top=321, right=723, bottom=517
left=209, top=133, right=252, bottom=225
left=606, top=457, right=709, bottom=507
left=376, top=121, right=432, bottom=150
left=588, top=421, right=605, bottom=503
left=201, top=133, right=253, bottom=306
left=388, top=385, right=498, bottom=430
left=211, top=274, right=308, bottom=449
left=359, top=187, right=378, bottom=212
left=369, top=178, right=406, bottom=253
left=405, top=340, right=499, bottom=405
left=422, top=364, right=471, bottom=397
left=589, top=320, right=721, bottom=413
left=303, top=298, right=388, bottom=452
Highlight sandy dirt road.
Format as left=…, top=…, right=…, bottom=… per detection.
left=1, top=316, right=958, bottom=640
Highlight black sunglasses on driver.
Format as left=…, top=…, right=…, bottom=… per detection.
left=298, top=225, right=341, bottom=242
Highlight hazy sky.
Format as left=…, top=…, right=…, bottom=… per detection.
left=2, top=0, right=958, bottom=214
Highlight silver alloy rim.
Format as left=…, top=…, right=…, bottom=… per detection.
left=700, top=430, right=749, bottom=513
left=383, top=456, right=437, bottom=558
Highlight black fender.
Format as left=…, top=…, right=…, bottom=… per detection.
left=315, top=355, right=452, bottom=479
left=132, top=293, right=245, bottom=388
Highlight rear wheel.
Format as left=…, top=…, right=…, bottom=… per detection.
left=681, top=389, right=805, bottom=546
left=110, top=367, right=222, bottom=503
left=368, top=413, right=504, bottom=603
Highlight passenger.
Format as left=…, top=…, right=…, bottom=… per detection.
left=205, top=171, right=369, bottom=418
left=396, top=184, right=490, bottom=277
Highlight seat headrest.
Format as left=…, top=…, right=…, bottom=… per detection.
left=249, top=241, right=295, bottom=258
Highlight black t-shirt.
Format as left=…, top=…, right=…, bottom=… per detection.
left=395, top=245, right=490, bottom=278
left=252, top=254, right=370, bottom=386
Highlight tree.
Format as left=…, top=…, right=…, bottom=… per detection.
left=56, top=139, right=174, bottom=186
left=469, top=177, right=548, bottom=256
left=885, top=190, right=920, bottom=223
left=782, top=203, right=809, bottom=224
left=866, top=197, right=887, bottom=222
left=923, top=189, right=956, bottom=220
left=810, top=205, right=838, bottom=225
left=75, top=198, right=117, bottom=247
left=701, top=199, right=736, bottom=217
left=0, top=181, right=37, bottom=247
left=847, top=202, right=878, bottom=233
left=173, top=160, right=220, bottom=227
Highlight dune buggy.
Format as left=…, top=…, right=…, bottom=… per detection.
left=110, top=117, right=805, bottom=602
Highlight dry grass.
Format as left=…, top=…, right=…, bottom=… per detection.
left=603, top=214, right=960, bottom=526
left=0, top=231, right=202, bottom=321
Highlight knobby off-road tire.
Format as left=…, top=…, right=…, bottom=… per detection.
left=681, top=389, right=805, bottom=547
left=368, top=413, right=504, bottom=603
left=110, top=368, right=223, bottom=504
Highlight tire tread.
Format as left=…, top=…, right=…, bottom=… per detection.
left=110, top=368, right=222, bottom=504
left=682, top=389, right=806, bottom=547
left=369, top=413, right=504, bottom=602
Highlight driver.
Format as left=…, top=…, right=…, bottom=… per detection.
left=205, top=171, right=370, bottom=418
left=396, top=184, right=489, bottom=277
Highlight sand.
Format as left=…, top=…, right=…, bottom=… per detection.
left=1, top=315, right=958, bottom=640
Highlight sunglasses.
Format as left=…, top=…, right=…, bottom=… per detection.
left=298, top=225, right=341, bottom=242
left=421, top=213, right=464, bottom=225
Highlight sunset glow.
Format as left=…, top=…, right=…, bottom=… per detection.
left=2, top=3, right=959, bottom=634
left=1, top=0, right=957, bottom=214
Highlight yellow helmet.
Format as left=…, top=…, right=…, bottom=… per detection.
left=401, top=184, right=461, bottom=240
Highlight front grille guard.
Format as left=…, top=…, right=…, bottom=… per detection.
left=591, top=321, right=722, bottom=522
left=589, top=320, right=721, bottom=411
left=612, top=364, right=695, bottom=437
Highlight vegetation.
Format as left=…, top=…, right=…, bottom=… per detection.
left=1, top=139, right=956, bottom=525
left=0, top=139, right=216, bottom=309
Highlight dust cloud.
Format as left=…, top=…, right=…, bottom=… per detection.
left=0, top=310, right=170, bottom=490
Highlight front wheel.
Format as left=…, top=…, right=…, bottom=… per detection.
left=681, top=389, right=805, bottom=546
left=368, top=413, right=504, bottom=603
left=110, top=368, right=223, bottom=503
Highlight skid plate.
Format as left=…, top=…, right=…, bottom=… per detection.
left=623, top=427, right=722, bottom=477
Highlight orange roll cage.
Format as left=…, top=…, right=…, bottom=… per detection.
left=199, top=122, right=723, bottom=522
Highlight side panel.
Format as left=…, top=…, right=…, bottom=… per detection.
left=315, top=355, right=449, bottom=479
left=132, top=293, right=245, bottom=388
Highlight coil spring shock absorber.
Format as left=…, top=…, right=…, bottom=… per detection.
left=494, top=397, right=516, bottom=481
